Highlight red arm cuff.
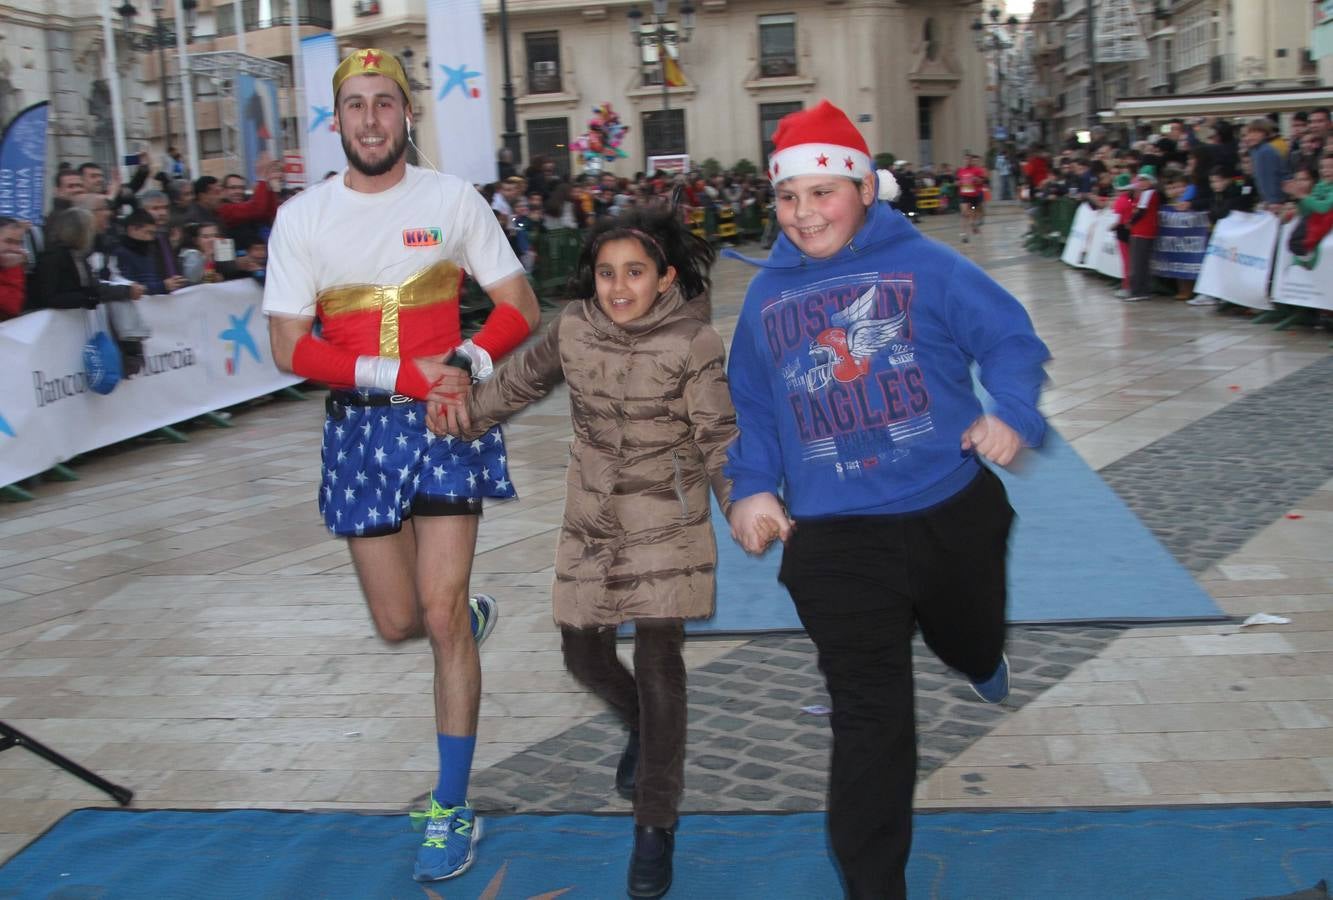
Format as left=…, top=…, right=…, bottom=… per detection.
left=292, top=333, right=357, bottom=388
left=471, top=302, right=531, bottom=362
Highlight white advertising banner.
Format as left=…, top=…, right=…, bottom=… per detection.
left=1088, top=207, right=1125, bottom=281
left=1060, top=202, right=1098, bottom=268
left=427, top=0, right=497, bottom=186
left=0, top=280, right=301, bottom=486
left=1194, top=211, right=1279, bottom=311
left=300, top=33, right=346, bottom=182
left=1271, top=220, right=1333, bottom=312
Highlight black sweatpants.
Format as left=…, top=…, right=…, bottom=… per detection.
left=559, top=618, right=686, bottom=828
left=778, top=467, right=1014, bottom=899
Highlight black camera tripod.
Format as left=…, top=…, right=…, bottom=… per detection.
left=0, top=721, right=133, bottom=805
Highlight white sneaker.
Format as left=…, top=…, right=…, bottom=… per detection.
left=1113, top=288, right=1130, bottom=299
left=1186, top=295, right=1217, bottom=307
left=1122, top=295, right=1151, bottom=303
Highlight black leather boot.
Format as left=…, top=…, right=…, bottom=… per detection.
left=627, top=824, right=674, bottom=898
left=615, top=729, right=639, bottom=799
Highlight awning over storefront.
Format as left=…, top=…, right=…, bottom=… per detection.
left=1103, top=87, right=1333, bottom=123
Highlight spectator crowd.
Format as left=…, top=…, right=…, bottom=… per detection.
left=1011, top=107, right=1333, bottom=306
left=1, top=150, right=287, bottom=373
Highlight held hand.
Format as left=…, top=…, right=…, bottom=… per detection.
left=728, top=492, right=794, bottom=555
left=164, top=275, right=189, bottom=292
left=129, top=282, right=147, bottom=300
left=416, top=357, right=472, bottom=435
left=961, top=414, right=1024, bottom=468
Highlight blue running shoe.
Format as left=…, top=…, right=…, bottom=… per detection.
left=969, top=653, right=1009, bottom=704
left=469, top=594, right=498, bottom=647
left=413, top=797, right=480, bottom=882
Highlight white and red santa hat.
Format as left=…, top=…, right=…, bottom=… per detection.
left=767, top=100, right=899, bottom=202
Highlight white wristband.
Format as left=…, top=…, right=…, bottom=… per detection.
left=456, top=339, right=494, bottom=381
left=354, top=355, right=401, bottom=393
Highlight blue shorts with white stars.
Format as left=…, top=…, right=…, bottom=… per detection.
left=317, top=392, right=516, bottom=538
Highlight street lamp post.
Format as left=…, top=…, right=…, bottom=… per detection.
left=972, top=7, right=1018, bottom=143
left=117, top=0, right=196, bottom=167
left=497, top=0, right=522, bottom=168
left=627, top=0, right=695, bottom=114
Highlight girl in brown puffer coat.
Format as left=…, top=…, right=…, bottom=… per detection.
left=457, top=207, right=769, bottom=899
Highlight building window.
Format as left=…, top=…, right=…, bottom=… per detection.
left=200, top=128, right=224, bottom=158
left=642, top=108, right=686, bottom=162
left=1175, top=11, right=1209, bottom=71
left=526, top=117, right=570, bottom=177
left=758, top=14, right=797, bottom=78
left=759, top=101, right=801, bottom=167
left=638, top=23, right=681, bottom=87
left=525, top=31, right=562, bottom=94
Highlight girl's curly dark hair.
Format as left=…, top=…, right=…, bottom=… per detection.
left=568, top=205, right=717, bottom=302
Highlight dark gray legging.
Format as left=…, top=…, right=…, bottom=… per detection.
left=1130, top=236, right=1155, bottom=297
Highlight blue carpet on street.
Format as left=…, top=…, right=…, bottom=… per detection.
left=1, top=806, right=1330, bottom=898
left=680, top=428, right=1225, bottom=634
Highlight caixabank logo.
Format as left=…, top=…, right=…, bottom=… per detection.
left=219, top=305, right=261, bottom=375
left=0, top=411, right=14, bottom=439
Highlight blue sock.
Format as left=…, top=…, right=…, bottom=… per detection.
left=434, top=733, right=477, bottom=806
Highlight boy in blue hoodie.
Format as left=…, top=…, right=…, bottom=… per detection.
left=724, top=101, right=1050, bottom=899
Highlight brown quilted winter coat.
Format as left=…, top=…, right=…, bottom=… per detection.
left=467, top=284, right=737, bottom=628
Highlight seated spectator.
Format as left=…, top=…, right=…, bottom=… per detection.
left=0, top=217, right=28, bottom=321
left=178, top=222, right=224, bottom=284
left=28, top=208, right=143, bottom=312
left=1208, top=165, right=1257, bottom=224
left=168, top=179, right=196, bottom=229
left=1242, top=118, right=1286, bottom=208
left=184, top=176, right=223, bottom=229
left=222, top=173, right=248, bottom=205
left=115, top=210, right=187, bottom=295
left=228, top=225, right=269, bottom=283
left=1288, top=151, right=1333, bottom=267
left=216, top=157, right=284, bottom=232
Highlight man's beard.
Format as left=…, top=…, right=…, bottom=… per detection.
left=341, top=127, right=408, bottom=177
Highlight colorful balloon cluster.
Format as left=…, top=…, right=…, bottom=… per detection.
left=570, top=103, right=630, bottom=166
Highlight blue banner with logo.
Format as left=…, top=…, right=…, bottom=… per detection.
left=0, top=102, right=50, bottom=228
left=1150, top=209, right=1211, bottom=279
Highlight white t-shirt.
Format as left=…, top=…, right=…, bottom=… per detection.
left=263, top=165, right=523, bottom=318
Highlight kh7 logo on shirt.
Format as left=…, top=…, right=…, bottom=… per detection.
left=403, top=227, right=443, bottom=248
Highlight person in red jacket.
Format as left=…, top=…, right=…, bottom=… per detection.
left=1125, top=166, right=1162, bottom=302
left=1022, top=150, right=1050, bottom=204
left=0, top=217, right=28, bottom=321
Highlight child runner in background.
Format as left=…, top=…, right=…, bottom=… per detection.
left=1111, top=172, right=1135, bottom=298
left=438, top=207, right=762, bottom=899
left=724, top=100, right=1051, bottom=899
left=1125, top=165, right=1161, bottom=302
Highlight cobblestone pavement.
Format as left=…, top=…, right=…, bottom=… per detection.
left=470, top=626, right=1125, bottom=815
left=1100, top=355, right=1333, bottom=574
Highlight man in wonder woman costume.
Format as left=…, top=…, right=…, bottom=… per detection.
left=262, top=48, right=540, bottom=882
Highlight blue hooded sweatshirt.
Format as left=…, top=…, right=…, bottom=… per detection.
left=724, top=200, right=1050, bottom=519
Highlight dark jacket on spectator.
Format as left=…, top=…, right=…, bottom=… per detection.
left=27, top=248, right=133, bottom=311
left=115, top=235, right=174, bottom=295
left=1209, top=178, right=1257, bottom=224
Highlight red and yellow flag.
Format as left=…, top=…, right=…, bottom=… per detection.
left=663, top=55, right=687, bottom=87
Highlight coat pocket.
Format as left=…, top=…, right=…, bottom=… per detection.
left=671, top=451, right=689, bottom=517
